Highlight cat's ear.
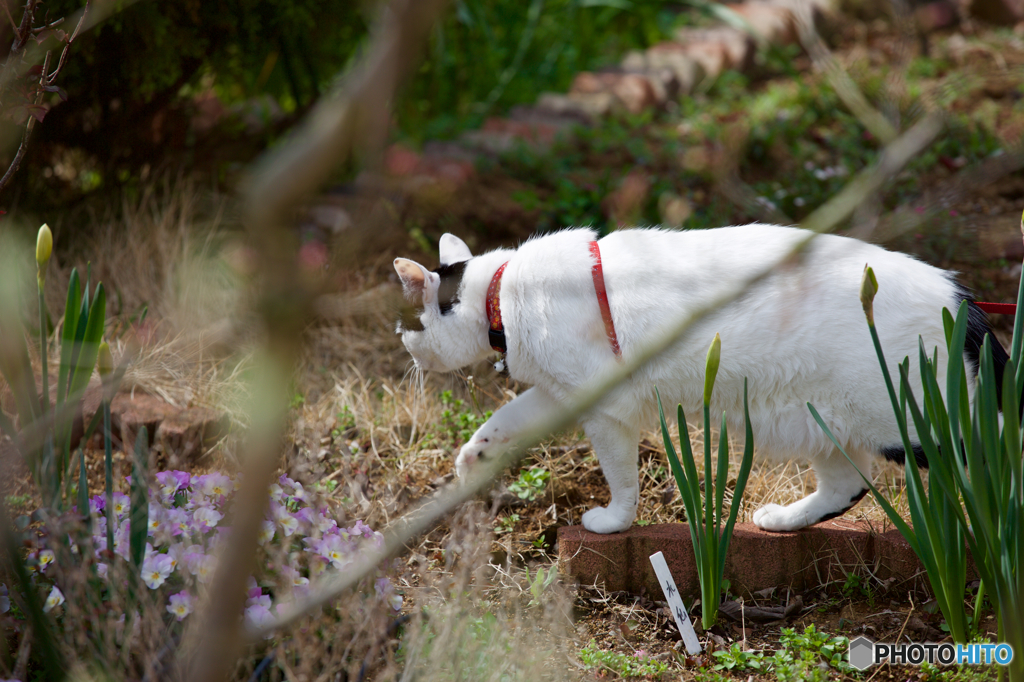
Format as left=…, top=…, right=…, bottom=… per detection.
left=394, top=258, right=440, bottom=306
left=439, top=233, right=472, bottom=265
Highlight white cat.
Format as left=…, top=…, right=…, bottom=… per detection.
left=393, top=225, right=1003, bottom=534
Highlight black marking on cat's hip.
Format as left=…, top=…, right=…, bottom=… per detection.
left=879, top=443, right=928, bottom=468
left=849, top=488, right=869, bottom=504
left=434, top=261, right=467, bottom=315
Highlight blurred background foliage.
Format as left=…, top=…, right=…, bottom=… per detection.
left=1, top=0, right=688, bottom=206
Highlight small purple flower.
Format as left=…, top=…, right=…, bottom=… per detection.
left=156, top=470, right=190, bottom=499
left=294, top=507, right=314, bottom=527
left=111, top=492, right=130, bottom=518
left=244, top=603, right=274, bottom=630
left=89, top=495, right=105, bottom=515
left=167, top=591, right=194, bottom=621
left=197, top=472, right=233, bottom=499
left=352, top=519, right=373, bottom=537
left=142, top=554, right=174, bottom=589
left=167, top=508, right=190, bottom=537
left=314, top=509, right=337, bottom=534
left=193, top=506, right=223, bottom=532
left=247, top=593, right=271, bottom=610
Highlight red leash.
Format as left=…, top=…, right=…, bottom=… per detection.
left=977, top=302, right=1016, bottom=315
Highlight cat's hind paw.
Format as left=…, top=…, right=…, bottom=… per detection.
left=752, top=503, right=811, bottom=532
left=581, top=506, right=634, bottom=534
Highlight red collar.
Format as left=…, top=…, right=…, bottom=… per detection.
left=485, top=241, right=621, bottom=358
left=486, top=261, right=509, bottom=353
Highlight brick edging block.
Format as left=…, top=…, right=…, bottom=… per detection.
left=558, top=521, right=976, bottom=598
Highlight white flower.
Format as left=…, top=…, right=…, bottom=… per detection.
left=38, top=550, right=55, bottom=572
left=43, top=586, right=64, bottom=613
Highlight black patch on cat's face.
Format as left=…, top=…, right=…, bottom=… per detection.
left=435, top=261, right=467, bottom=315
left=395, top=260, right=467, bottom=333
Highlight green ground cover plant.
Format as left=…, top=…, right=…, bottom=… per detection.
left=579, top=639, right=670, bottom=678
left=708, top=625, right=854, bottom=681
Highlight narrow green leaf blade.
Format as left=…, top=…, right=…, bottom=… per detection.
left=57, top=268, right=81, bottom=405
left=129, top=425, right=149, bottom=570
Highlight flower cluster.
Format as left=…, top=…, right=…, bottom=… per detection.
left=29, top=471, right=400, bottom=631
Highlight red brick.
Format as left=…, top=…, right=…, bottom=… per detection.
left=558, top=519, right=977, bottom=598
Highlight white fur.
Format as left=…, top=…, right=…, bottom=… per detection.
left=394, top=226, right=973, bottom=534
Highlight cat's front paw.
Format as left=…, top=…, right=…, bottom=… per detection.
left=581, top=506, right=634, bottom=534
left=752, top=503, right=809, bottom=532
left=455, top=440, right=487, bottom=479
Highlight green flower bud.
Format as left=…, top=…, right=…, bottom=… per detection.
left=703, top=333, right=721, bottom=407
left=97, top=341, right=113, bottom=377
left=860, top=265, right=878, bottom=326
left=36, top=223, right=52, bottom=268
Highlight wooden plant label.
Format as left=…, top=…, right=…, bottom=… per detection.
left=649, top=551, right=702, bottom=655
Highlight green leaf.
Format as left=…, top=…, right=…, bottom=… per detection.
left=129, top=425, right=149, bottom=570
left=57, top=268, right=81, bottom=406
left=67, top=283, right=105, bottom=401
left=77, top=447, right=90, bottom=532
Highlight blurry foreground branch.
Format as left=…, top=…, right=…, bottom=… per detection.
left=182, top=1, right=450, bottom=681
left=247, top=113, right=944, bottom=641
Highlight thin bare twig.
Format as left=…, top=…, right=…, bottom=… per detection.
left=0, top=48, right=50, bottom=195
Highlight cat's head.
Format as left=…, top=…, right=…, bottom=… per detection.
left=393, top=234, right=491, bottom=373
